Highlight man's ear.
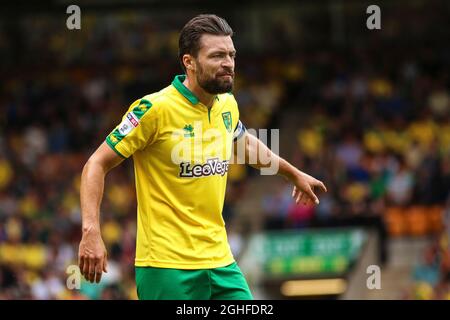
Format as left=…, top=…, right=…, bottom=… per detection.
left=183, top=54, right=195, bottom=71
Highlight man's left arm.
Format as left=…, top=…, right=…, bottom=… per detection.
left=232, top=128, right=327, bottom=205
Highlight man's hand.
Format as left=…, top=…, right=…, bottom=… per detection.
left=78, top=226, right=108, bottom=283
left=233, top=130, right=327, bottom=206
left=291, top=171, right=327, bottom=206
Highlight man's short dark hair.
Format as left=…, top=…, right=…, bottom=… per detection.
left=178, top=14, right=233, bottom=72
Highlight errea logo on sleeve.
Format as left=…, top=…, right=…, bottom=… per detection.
left=118, top=112, right=139, bottom=135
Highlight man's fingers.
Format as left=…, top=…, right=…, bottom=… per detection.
left=316, top=180, right=327, bottom=193
left=306, top=187, right=319, bottom=205
left=294, top=188, right=301, bottom=200
left=79, top=256, right=85, bottom=273
left=88, top=257, right=96, bottom=283
left=103, top=252, right=108, bottom=273
left=82, top=257, right=90, bottom=280
left=292, top=186, right=297, bottom=198
left=294, top=188, right=318, bottom=205
left=80, top=255, right=89, bottom=281
left=299, top=193, right=307, bottom=205
left=95, top=262, right=103, bottom=283
left=80, top=254, right=107, bottom=282
left=295, top=192, right=301, bottom=204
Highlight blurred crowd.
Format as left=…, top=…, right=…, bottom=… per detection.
left=407, top=222, right=450, bottom=300
left=1, top=3, right=449, bottom=299
left=259, top=46, right=450, bottom=228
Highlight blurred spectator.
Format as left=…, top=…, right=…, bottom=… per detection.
left=386, top=156, right=414, bottom=206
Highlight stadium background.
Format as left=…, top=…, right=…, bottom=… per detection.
left=0, top=0, right=449, bottom=299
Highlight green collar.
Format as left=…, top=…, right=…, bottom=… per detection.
left=172, top=74, right=199, bottom=105
left=172, top=74, right=220, bottom=105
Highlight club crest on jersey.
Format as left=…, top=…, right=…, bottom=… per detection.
left=222, top=112, right=232, bottom=133
left=183, top=124, right=195, bottom=138
left=179, top=158, right=229, bottom=178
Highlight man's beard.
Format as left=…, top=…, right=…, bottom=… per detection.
left=196, top=65, right=234, bottom=94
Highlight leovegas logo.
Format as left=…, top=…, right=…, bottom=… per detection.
left=179, top=158, right=229, bottom=178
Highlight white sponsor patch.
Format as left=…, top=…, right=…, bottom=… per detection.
left=118, top=112, right=139, bottom=135
left=127, top=112, right=139, bottom=127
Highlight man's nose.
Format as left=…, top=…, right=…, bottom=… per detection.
left=222, top=56, right=234, bottom=69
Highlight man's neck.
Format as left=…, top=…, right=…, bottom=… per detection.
left=183, top=76, right=215, bottom=108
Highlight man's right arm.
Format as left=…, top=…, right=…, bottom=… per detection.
left=79, top=141, right=125, bottom=283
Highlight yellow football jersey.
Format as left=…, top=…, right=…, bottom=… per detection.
left=106, top=75, right=246, bottom=269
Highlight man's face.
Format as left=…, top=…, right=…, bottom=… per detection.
left=193, top=34, right=236, bottom=95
